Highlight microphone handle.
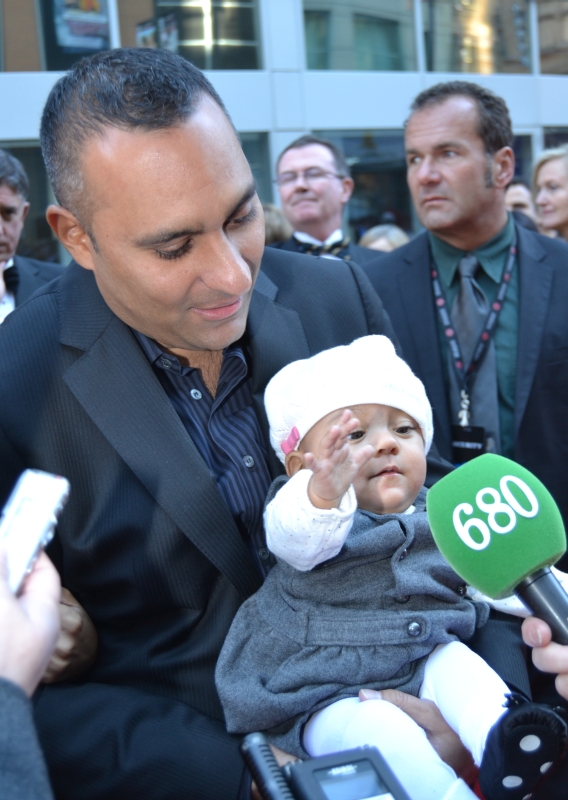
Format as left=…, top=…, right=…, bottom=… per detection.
left=240, top=732, right=296, bottom=800
left=515, top=568, right=568, bottom=645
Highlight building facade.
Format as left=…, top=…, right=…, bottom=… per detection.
left=1, top=0, right=568, bottom=257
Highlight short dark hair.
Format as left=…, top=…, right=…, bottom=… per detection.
left=408, top=81, right=514, bottom=155
left=0, top=150, right=29, bottom=200
left=277, top=135, right=350, bottom=177
left=40, top=48, right=231, bottom=220
left=507, top=178, right=530, bottom=190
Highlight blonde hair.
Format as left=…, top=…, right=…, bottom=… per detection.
left=359, top=224, right=410, bottom=250
left=532, top=145, right=568, bottom=192
left=262, top=204, right=293, bottom=245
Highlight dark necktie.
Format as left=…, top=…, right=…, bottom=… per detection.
left=294, top=237, right=351, bottom=260
left=3, top=263, right=19, bottom=293
left=449, top=254, right=501, bottom=453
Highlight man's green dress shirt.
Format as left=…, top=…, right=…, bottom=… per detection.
left=428, top=214, right=518, bottom=459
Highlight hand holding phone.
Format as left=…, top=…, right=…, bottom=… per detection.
left=0, top=550, right=61, bottom=696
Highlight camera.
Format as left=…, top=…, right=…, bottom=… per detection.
left=241, top=732, right=410, bottom=800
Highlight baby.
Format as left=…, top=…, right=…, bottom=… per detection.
left=216, top=336, right=566, bottom=800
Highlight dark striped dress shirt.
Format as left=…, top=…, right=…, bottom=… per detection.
left=133, top=330, right=273, bottom=576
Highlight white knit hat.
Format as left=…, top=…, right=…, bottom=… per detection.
left=265, top=335, right=433, bottom=463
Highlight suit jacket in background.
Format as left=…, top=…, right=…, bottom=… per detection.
left=362, top=225, right=568, bottom=562
left=270, top=235, right=385, bottom=269
left=12, top=255, right=64, bottom=307
left=0, top=248, right=398, bottom=800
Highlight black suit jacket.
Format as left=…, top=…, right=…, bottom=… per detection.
left=0, top=248, right=398, bottom=800
left=363, top=225, right=568, bottom=551
left=271, top=235, right=384, bottom=269
left=12, top=255, right=64, bottom=306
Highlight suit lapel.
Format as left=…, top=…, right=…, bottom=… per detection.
left=248, top=271, right=311, bottom=478
left=394, top=236, right=453, bottom=456
left=59, top=264, right=262, bottom=598
left=515, top=226, right=552, bottom=435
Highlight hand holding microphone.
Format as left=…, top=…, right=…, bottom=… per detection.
left=522, top=617, right=568, bottom=701
left=427, top=454, right=568, bottom=644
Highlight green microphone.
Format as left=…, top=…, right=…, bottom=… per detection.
left=427, top=454, right=568, bottom=644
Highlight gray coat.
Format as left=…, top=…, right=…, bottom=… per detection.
left=215, top=484, right=488, bottom=757
left=0, top=679, right=54, bottom=800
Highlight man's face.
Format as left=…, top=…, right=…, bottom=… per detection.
left=277, top=144, right=353, bottom=234
left=0, top=184, right=29, bottom=264
left=74, top=96, right=265, bottom=356
left=505, top=184, right=537, bottom=223
left=405, top=96, right=506, bottom=239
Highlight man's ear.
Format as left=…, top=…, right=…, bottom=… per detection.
left=492, top=146, right=515, bottom=190
left=285, top=450, right=305, bottom=478
left=21, top=202, right=30, bottom=222
left=341, top=176, right=355, bottom=203
left=46, top=205, right=97, bottom=271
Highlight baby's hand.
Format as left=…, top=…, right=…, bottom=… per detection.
left=304, top=410, right=374, bottom=509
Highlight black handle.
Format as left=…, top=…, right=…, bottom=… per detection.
left=240, top=733, right=296, bottom=800
left=516, top=568, right=568, bottom=645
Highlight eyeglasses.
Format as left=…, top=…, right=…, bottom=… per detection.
left=274, top=167, right=345, bottom=187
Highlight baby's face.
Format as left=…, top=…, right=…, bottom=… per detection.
left=301, top=403, right=427, bottom=515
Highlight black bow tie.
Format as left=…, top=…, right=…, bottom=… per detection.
left=294, top=237, right=351, bottom=260
left=3, top=263, right=18, bottom=293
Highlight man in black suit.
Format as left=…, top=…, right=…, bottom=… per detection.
left=271, top=135, right=382, bottom=267
left=0, top=150, right=63, bottom=323
left=363, top=81, right=568, bottom=549
left=0, top=49, right=405, bottom=800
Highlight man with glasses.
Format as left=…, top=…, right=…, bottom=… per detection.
left=271, top=135, right=382, bottom=266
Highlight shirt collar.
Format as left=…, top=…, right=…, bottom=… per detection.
left=293, top=228, right=343, bottom=247
left=132, top=329, right=247, bottom=376
left=428, top=213, right=515, bottom=286
left=2, top=257, right=14, bottom=272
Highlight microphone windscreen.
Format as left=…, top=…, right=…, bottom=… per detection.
left=427, top=454, right=566, bottom=598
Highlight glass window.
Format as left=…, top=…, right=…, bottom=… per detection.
left=538, top=2, right=568, bottom=74
left=315, top=129, right=413, bottom=237
left=422, top=0, right=531, bottom=74
left=1, top=145, right=60, bottom=262
left=544, top=128, right=568, bottom=149
left=512, top=135, right=532, bottom=186
left=303, top=1, right=416, bottom=71
left=240, top=132, right=271, bottom=203
left=38, top=0, right=112, bottom=72
left=353, top=14, right=405, bottom=71
left=152, top=1, right=262, bottom=70
left=305, top=10, right=330, bottom=69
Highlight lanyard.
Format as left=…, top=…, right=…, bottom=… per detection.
left=431, top=234, right=517, bottom=425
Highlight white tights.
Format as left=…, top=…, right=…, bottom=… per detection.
left=303, top=641, right=509, bottom=800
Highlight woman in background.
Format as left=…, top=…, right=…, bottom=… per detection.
left=359, top=223, right=410, bottom=252
left=533, top=145, right=568, bottom=240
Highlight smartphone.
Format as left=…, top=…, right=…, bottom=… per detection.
left=0, top=469, right=70, bottom=594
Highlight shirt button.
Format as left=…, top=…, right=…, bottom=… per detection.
left=407, top=621, right=422, bottom=637
left=394, top=595, right=410, bottom=604
left=258, top=548, right=270, bottom=560
left=161, top=358, right=172, bottom=369
left=190, top=389, right=202, bottom=400
left=243, top=455, right=255, bottom=469
left=457, top=584, right=467, bottom=597
left=399, top=548, right=408, bottom=560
